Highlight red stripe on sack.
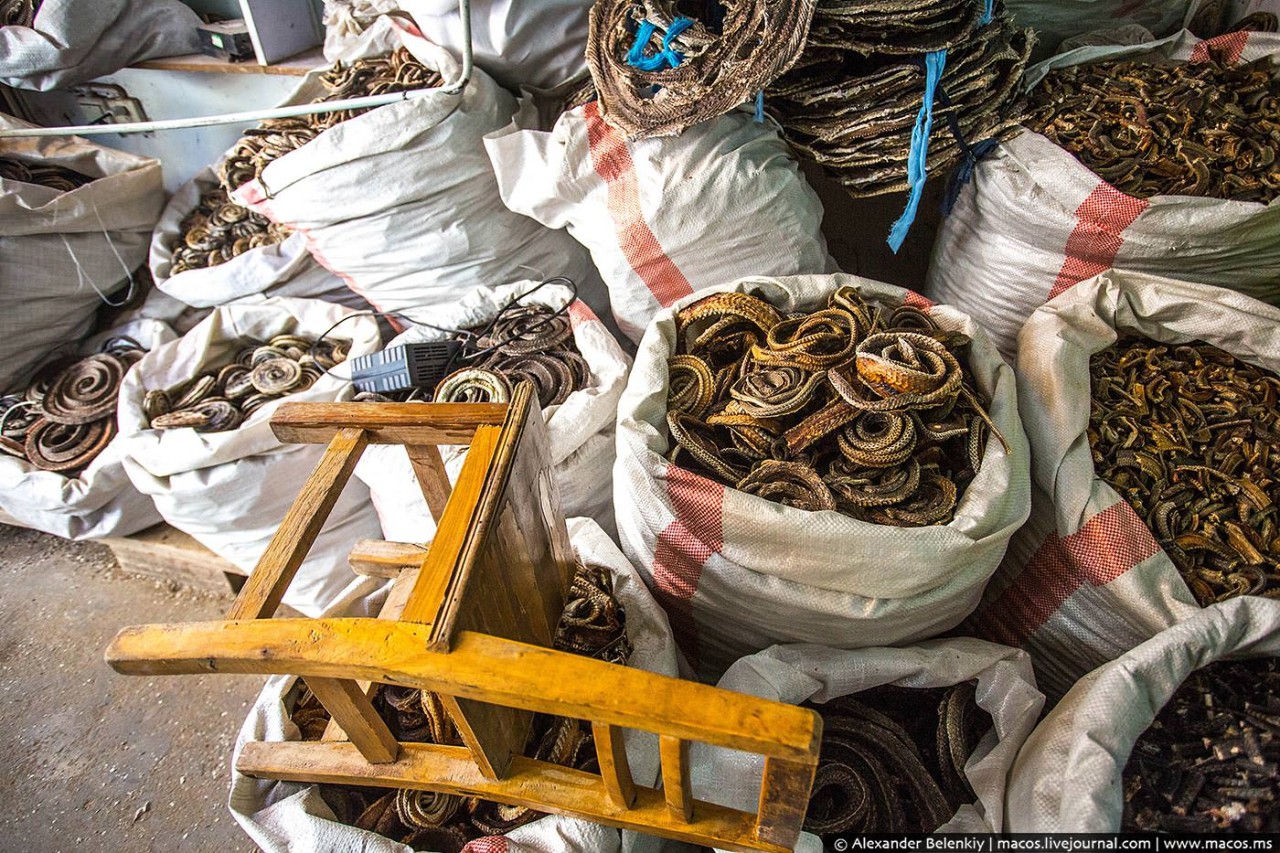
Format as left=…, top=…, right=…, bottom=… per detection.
left=974, top=501, right=1162, bottom=646
left=462, top=838, right=508, bottom=853
left=651, top=467, right=725, bottom=664
left=1046, top=184, right=1149, bottom=301
left=902, top=290, right=935, bottom=309
left=1189, top=32, right=1249, bottom=64
left=582, top=102, right=694, bottom=308
left=567, top=299, right=599, bottom=329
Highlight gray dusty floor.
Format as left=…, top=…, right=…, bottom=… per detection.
left=0, top=525, right=262, bottom=853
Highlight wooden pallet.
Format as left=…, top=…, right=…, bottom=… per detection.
left=105, top=386, right=822, bottom=852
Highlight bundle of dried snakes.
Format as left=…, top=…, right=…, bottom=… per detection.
left=667, top=288, right=1003, bottom=526
left=170, top=186, right=291, bottom=274
left=296, top=565, right=632, bottom=851
left=0, top=0, right=38, bottom=27
left=0, top=337, right=146, bottom=475
left=805, top=682, right=991, bottom=835
left=1029, top=55, right=1280, bottom=203
left=1186, top=0, right=1278, bottom=39
left=585, top=0, right=816, bottom=139
left=144, top=334, right=348, bottom=433
left=767, top=11, right=1032, bottom=197
left=1089, top=335, right=1280, bottom=605
left=1124, top=657, right=1280, bottom=833
left=0, top=156, right=94, bottom=192
left=220, top=48, right=442, bottom=192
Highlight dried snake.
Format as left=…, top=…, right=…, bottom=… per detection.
left=666, top=288, right=1004, bottom=527
left=0, top=0, right=38, bottom=26
left=1029, top=54, right=1280, bottom=203
left=301, top=565, right=632, bottom=848
left=0, top=337, right=146, bottom=475
left=804, top=682, right=990, bottom=836
left=1089, top=335, right=1280, bottom=605
left=170, top=185, right=291, bottom=274
left=0, top=157, right=94, bottom=191
left=145, top=333, right=345, bottom=433
left=585, top=0, right=815, bottom=139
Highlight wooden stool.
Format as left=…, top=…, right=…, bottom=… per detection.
left=105, top=385, right=822, bottom=852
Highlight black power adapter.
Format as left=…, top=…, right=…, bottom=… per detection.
left=348, top=340, right=464, bottom=396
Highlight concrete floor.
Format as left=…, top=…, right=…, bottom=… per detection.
left=0, top=525, right=261, bottom=853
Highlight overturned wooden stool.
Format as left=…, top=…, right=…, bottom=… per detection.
left=105, top=385, right=821, bottom=852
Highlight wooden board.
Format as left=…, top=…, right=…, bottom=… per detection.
left=132, top=46, right=324, bottom=76
left=101, top=524, right=246, bottom=594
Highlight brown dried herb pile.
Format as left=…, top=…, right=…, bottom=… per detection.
left=1089, top=335, right=1280, bottom=605
left=1124, top=657, right=1280, bottom=833
left=1029, top=55, right=1280, bottom=203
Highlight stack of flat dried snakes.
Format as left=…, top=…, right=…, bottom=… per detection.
left=805, top=683, right=991, bottom=835
left=0, top=157, right=94, bottom=191
left=666, top=289, right=1002, bottom=526
left=220, top=48, right=442, bottom=192
left=0, top=337, right=145, bottom=475
left=766, top=3, right=1032, bottom=197
left=143, top=334, right=348, bottom=433
left=585, top=0, right=814, bottom=139
left=292, top=565, right=632, bottom=852
left=170, top=186, right=291, bottom=274
left=1089, top=335, right=1280, bottom=605
left=1124, top=657, right=1280, bottom=832
left=0, top=0, right=38, bottom=27
left=1029, top=55, right=1280, bottom=203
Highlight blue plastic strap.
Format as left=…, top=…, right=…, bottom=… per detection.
left=887, top=48, right=947, bottom=254
left=979, top=0, right=994, bottom=25
left=625, top=16, right=696, bottom=72
left=754, top=90, right=764, bottom=122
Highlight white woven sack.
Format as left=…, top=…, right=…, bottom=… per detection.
left=1006, top=597, right=1280, bottom=831
left=229, top=517, right=681, bottom=853
left=0, top=0, right=200, bottom=91
left=925, top=30, right=1280, bottom=365
left=230, top=17, right=605, bottom=321
left=0, top=319, right=173, bottom=539
left=690, top=639, right=1043, bottom=849
left=0, top=114, right=165, bottom=393
left=355, top=281, right=630, bottom=542
left=484, top=105, right=837, bottom=344
left=614, top=274, right=1030, bottom=678
left=117, top=297, right=383, bottom=616
left=965, top=270, right=1280, bottom=701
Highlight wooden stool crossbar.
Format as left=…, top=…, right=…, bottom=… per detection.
left=105, top=385, right=822, bottom=852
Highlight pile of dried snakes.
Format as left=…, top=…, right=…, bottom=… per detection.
left=585, top=0, right=815, bottom=139
left=170, top=186, right=291, bottom=274
left=358, top=304, right=589, bottom=409
left=293, top=565, right=632, bottom=852
left=1029, top=55, right=1280, bottom=203
left=143, top=334, right=348, bottom=433
left=766, top=2, right=1032, bottom=197
left=1187, top=0, right=1278, bottom=39
left=805, top=683, right=991, bottom=835
left=0, top=337, right=146, bottom=475
left=220, top=48, right=442, bottom=192
left=0, top=0, right=38, bottom=27
left=1124, top=657, right=1280, bottom=832
left=1089, top=335, right=1280, bottom=605
left=666, top=289, right=1003, bottom=526
left=0, top=157, right=94, bottom=192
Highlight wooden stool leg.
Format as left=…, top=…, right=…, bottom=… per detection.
left=660, top=735, right=693, bottom=822
left=305, top=677, right=398, bottom=764
left=593, top=722, right=636, bottom=808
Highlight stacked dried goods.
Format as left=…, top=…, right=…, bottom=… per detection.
left=220, top=48, right=442, bottom=192
left=0, top=337, right=145, bottom=474
left=0, top=0, right=37, bottom=27
left=1089, top=335, right=1280, bottom=605
left=806, top=683, right=991, bottom=835
left=143, top=334, right=347, bottom=433
left=291, top=566, right=632, bottom=850
left=1029, top=55, right=1280, bottom=203
left=169, top=186, right=291, bottom=274
left=1123, top=657, right=1280, bottom=832
left=585, top=0, right=815, bottom=138
left=766, top=2, right=1032, bottom=197
left=666, top=288, right=1002, bottom=526
left=0, top=156, right=92, bottom=191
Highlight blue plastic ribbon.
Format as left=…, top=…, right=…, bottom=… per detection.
left=754, top=90, right=765, bottom=122
left=625, top=16, right=695, bottom=72
left=887, top=48, right=947, bottom=254
left=979, top=0, right=994, bottom=25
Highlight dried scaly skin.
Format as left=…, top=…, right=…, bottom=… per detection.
left=170, top=186, right=291, bottom=274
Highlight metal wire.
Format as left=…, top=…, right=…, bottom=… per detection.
left=0, top=0, right=473, bottom=139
